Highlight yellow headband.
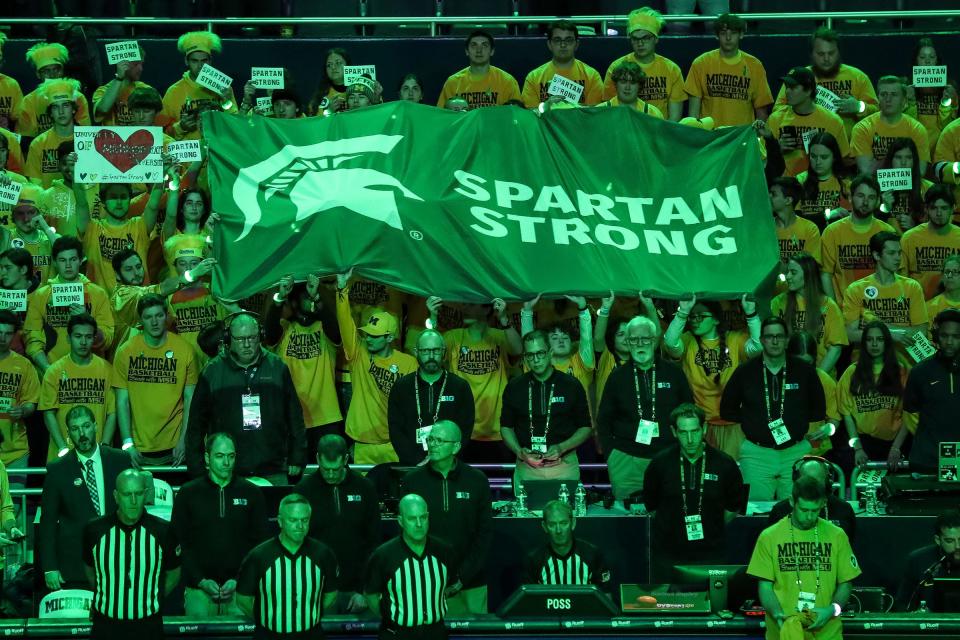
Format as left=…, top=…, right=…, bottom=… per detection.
left=39, top=78, right=81, bottom=107
left=627, top=10, right=662, bottom=36
left=177, top=31, right=222, bottom=57
left=25, top=42, right=69, bottom=71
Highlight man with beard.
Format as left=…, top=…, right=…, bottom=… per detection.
left=820, top=174, right=897, bottom=300
left=597, top=316, right=693, bottom=499
left=266, top=274, right=342, bottom=460
left=896, top=512, right=960, bottom=610
left=772, top=27, right=878, bottom=138
left=901, top=309, right=960, bottom=473
left=388, top=330, right=474, bottom=466
left=425, top=296, right=521, bottom=462
left=851, top=76, right=929, bottom=175
left=902, top=185, right=960, bottom=300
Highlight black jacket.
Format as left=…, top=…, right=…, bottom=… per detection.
left=186, top=348, right=306, bottom=477
left=388, top=370, right=475, bottom=466
left=401, top=460, right=492, bottom=588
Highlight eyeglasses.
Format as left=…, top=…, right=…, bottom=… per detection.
left=550, top=37, right=576, bottom=46
left=630, top=34, right=656, bottom=44
left=761, top=334, right=786, bottom=341
left=688, top=313, right=713, bottom=322
left=426, top=436, right=459, bottom=445
left=523, top=350, right=550, bottom=361
left=417, top=348, right=444, bottom=356
left=625, top=336, right=656, bottom=346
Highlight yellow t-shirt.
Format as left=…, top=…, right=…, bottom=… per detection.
left=908, top=88, right=955, bottom=155
left=771, top=294, right=848, bottom=367
left=595, top=349, right=627, bottom=408
left=24, top=128, right=72, bottom=188
left=842, top=273, right=928, bottom=328
left=437, top=66, right=521, bottom=109
left=551, top=351, right=594, bottom=394
left=91, top=80, right=163, bottom=126
left=850, top=112, right=930, bottom=164
left=40, top=180, right=102, bottom=237
left=821, top=216, right=896, bottom=295
left=521, top=59, right=604, bottom=108
left=0, top=351, right=40, bottom=465
left=767, top=105, right=850, bottom=176
left=901, top=222, right=960, bottom=300
left=161, top=72, right=238, bottom=141
left=346, top=279, right=405, bottom=329
left=110, top=283, right=161, bottom=350
left=113, top=332, right=198, bottom=452
left=10, top=229, right=52, bottom=285
left=336, top=289, right=417, bottom=445
left=444, top=326, right=511, bottom=441
left=748, top=517, right=861, bottom=640
left=796, top=172, right=851, bottom=221
left=602, top=53, right=686, bottom=116
left=811, top=369, right=839, bottom=455
left=887, top=179, right=933, bottom=235
left=23, top=278, right=115, bottom=363
left=169, top=285, right=229, bottom=364
left=597, top=96, right=664, bottom=118
left=82, top=216, right=151, bottom=295
left=0, top=74, right=23, bottom=131
left=679, top=330, right=748, bottom=420
left=15, top=88, right=91, bottom=137
left=39, top=354, right=114, bottom=460
left=837, top=362, right=907, bottom=441
left=683, top=49, right=773, bottom=127
left=927, top=293, right=960, bottom=320
left=275, top=318, right=341, bottom=428
left=0, top=130, right=25, bottom=175
left=934, top=118, right=960, bottom=209
left=776, top=216, right=822, bottom=264
left=772, top=64, right=878, bottom=138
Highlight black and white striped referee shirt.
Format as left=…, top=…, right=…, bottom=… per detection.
left=365, top=535, right=455, bottom=628
left=81, top=513, right=179, bottom=620
left=237, top=536, right=338, bottom=635
left=522, top=538, right=610, bottom=587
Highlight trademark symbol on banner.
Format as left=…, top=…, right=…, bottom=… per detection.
left=409, top=230, right=424, bottom=240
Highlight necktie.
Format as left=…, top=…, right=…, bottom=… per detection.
left=85, top=459, right=100, bottom=516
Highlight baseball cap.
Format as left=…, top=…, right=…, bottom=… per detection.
left=358, top=311, right=398, bottom=337
left=782, top=67, right=816, bottom=93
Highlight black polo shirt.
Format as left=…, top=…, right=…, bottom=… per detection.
left=596, top=358, right=693, bottom=458
left=719, top=356, right=825, bottom=449
left=500, top=369, right=589, bottom=449
left=388, top=369, right=475, bottom=465
left=904, top=355, right=960, bottom=472
left=643, top=443, right=743, bottom=554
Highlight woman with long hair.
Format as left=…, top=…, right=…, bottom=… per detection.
left=771, top=252, right=847, bottom=374
left=838, top=320, right=911, bottom=469
left=161, top=186, right=212, bottom=272
left=879, top=137, right=934, bottom=233
left=308, top=47, right=351, bottom=115
left=796, top=131, right=852, bottom=230
left=397, top=74, right=424, bottom=103
left=786, top=331, right=840, bottom=457
left=905, top=38, right=958, bottom=156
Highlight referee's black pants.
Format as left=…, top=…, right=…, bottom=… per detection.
left=379, top=622, right=447, bottom=640
left=90, top=611, right=163, bottom=640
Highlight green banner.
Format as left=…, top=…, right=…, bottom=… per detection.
left=206, top=102, right=779, bottom=302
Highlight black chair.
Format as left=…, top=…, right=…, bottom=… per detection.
left=291, top=0, right=361, bottom=37
left=365, top=0, right=438, bottom=36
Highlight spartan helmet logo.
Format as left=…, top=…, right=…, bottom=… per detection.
left=233, top=134, right=424, bottom=241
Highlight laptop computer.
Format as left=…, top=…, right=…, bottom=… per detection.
left=939, top=443, right=959, bottom=482
left=515, top=479, right=577, bottom=511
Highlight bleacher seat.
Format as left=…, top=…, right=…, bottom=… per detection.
left=291, top=0, right=361, bottom=37
left=365, top=0, right=437, bottom=36
left=442, top=0, right=516, bottom=34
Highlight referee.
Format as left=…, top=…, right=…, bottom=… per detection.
left=365, top=494, right=456, bottom=640
left=82, top=469, right=180, bottom=640
left=237, top=493, right=339, bottom=639
left=522, top=500, right=610, bottom=589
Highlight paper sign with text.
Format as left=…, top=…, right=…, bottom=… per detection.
left=196, top=64, right=233, bottom=95
left=0, top=397, right=12, bottom=413
left=913, top=65, right=947, bottom=88
left=105, top=41, right=141, bottom=65
left=0, top=180, right=22, bottom=206
left=343, top=65, right=377, bottom=87
left=906, top=332, right=937, bottom=363
left=801, top=129, right=818, bottom=154
left=251, top=67, right=285, bottom=89
left=167, top=140, right=202, bottom=163
left=548, top=75, right=584, bottom=104
left=51, top=283, right=84, bottom=307
left=74, top=126, right=163, bottom=184
left=0, top=290, right=26, bottom=312
left=255, top=96, right=273, bottom=115
left=815, top=86, right=840, bottom=112
left=877, top=168, right=912, bottom=191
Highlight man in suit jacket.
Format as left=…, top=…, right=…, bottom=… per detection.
left=40, top=405, right=132, bottom=590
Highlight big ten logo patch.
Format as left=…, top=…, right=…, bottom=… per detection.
left=285, top=330, right=324, bottom=359
left=46, top=301, right=92, bottom=329
left=349, top=280, right=390, bottom=307
left=456, top=344, right=502, bottom=376
left=98, top=233, right=136, bottom=261
left=368, top=360, right=402, bottom=396
left=704, top=72, right=751, bottom=101
left=126, top=352, right=179, bottom=384
left=57, top=376, right=106, bottom=405
left=174, top=302, right=220, bottom=334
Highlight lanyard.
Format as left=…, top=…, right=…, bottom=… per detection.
left=528, top=380, right=555, bottom=440
left=762, top=363, right=787, bottom=422
left=633, top=365, right=657, bottom=422
left=679, top=451, right=706, bottom=518
left=415, top=371, right=448, bottom=428
left=789, top=519, right=822, bottom=598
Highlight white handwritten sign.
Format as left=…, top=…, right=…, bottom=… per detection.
left=343, top=65, right=377, bottom=87
left=913, top=66, right=947, bottom=88
left=196, top=64, right=233, bottom=95
left=105, top=41, right=141, bottom=65
left=815, top=86, right=840, bottom=112
left=0, top=290, right=26, bottom=312
left=0, top=180, right=22, bottom=206
left=74, top=126, right=163, bottom=184
left=255, top=96, right=273, bottom=115
left=876, top=168, right=912, bottom=191
left=51, top=283, right=84, bottom=307
left=166, top=140, right=202, bottom=163
left=251, top=67, right=285, bottom=89
left=548, top=75, right=584, bottom=104
left=801, top=129, right=818, bottom=154
left=906, top=332, right=937, bottom=363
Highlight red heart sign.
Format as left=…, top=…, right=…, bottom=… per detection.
left=93, top=129, right=154, bottom=174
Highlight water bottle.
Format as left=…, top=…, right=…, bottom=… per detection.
left=574, top=482, right=587, bottom=516
left=919, top=600, right=929, bottom=613
left=558, top=483, right=570, bottom=505
left=515, top=482, right=528, bottom=516
left=865, top=488, right=878, bottom=515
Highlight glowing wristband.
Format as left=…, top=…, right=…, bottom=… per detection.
left=857, top=100, right=866, bottom=114
left=943, top=97, right=953, bottom=108
left=184, top=270, right=195, bottom=284
left=848, top=437, right=861, bottom=448
left=827, top=423, right=837, bottom=436
left=597, top=307, right=611, bottom=317
left=954, top=162, right=960, bottom=176
left=122, top=438, right=134, bottom=451
left=272, top=292, right=286, bottom=304
left=57, top=447, right=70, bottom=458
left=832, top=603, right=842, bottom=617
